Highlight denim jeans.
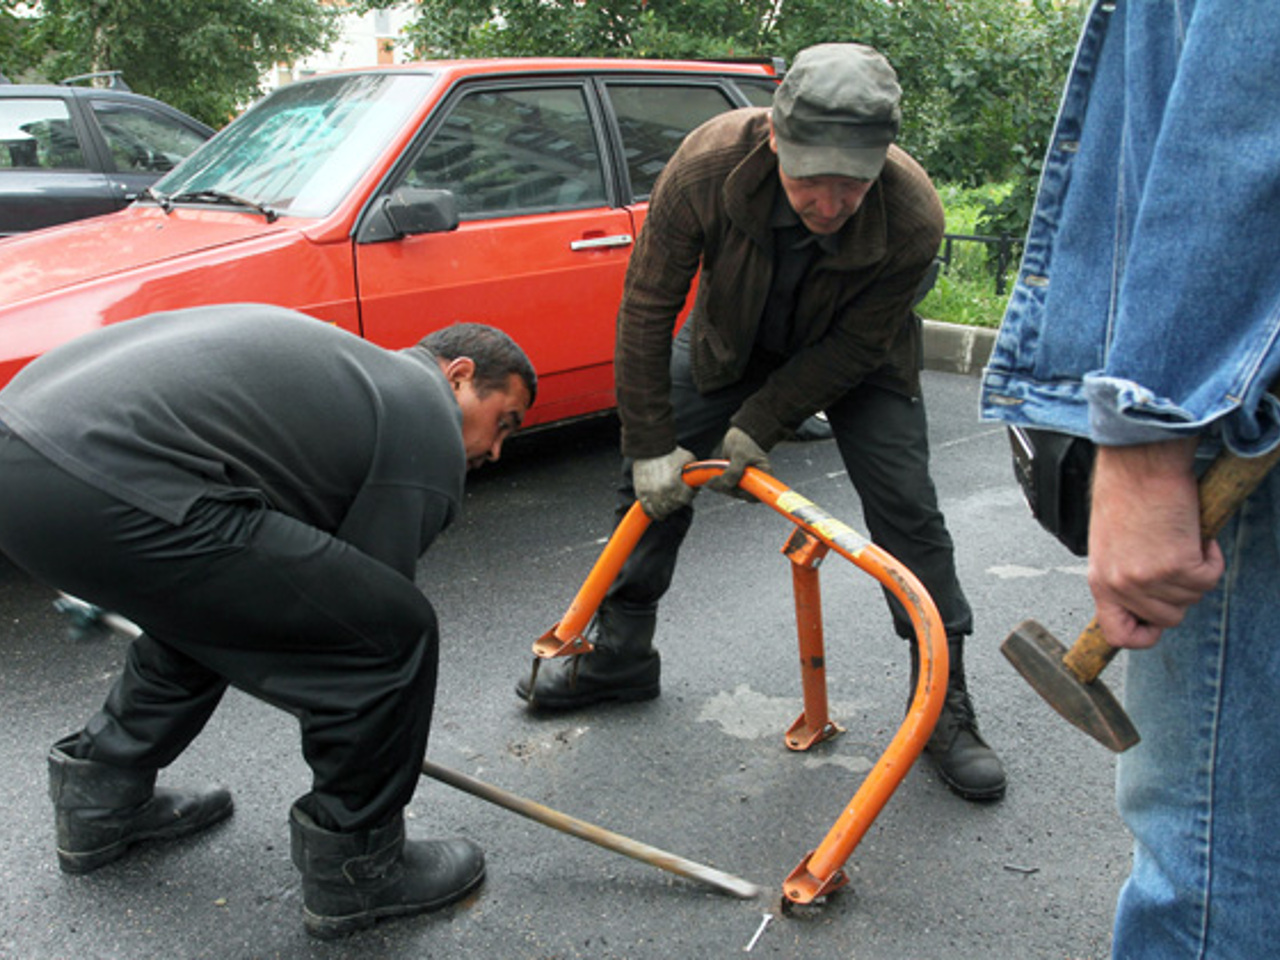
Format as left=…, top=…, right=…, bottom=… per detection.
left=1112, top=467, right=1280, bottom=958
left=975, top=1, right=1280, bottom=954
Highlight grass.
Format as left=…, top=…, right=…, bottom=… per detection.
left=919, top=181, right=1020, bottom=329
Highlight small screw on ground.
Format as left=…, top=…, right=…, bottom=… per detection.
left=744, top=913, right=773, bottom=952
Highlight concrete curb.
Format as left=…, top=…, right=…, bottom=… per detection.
left=922, top=318, right=998, bottom=376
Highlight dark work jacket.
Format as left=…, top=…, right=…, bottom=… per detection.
left=0, top=304, right=465, bottom=579
left=614, top=108, right=944, bottom=458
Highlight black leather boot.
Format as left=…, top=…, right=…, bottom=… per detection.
left=515, top=604, right=660, bottom=710
left=910, top=638, right=1007, bottom=802
left=289, top=804, right=485, bottom=940
left=47, top=733, right=233, bottom=874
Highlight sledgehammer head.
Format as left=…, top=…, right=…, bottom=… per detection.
left=1002, top=619, right=1139, bottom=753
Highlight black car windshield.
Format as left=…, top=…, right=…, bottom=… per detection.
left=153, top=72, right=437, bottom=219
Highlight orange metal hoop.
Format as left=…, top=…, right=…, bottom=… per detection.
left=531, top=461, right=947, bottom=905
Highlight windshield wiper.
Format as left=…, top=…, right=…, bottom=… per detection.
left=140, top=186, right=173, bottom=214
left=167, top=189, right=280, bottom=223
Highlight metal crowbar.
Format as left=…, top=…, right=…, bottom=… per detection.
left=50, top=595, right=762, bottom=899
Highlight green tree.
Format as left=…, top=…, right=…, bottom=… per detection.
left=19, top=0, right=340, bottom=127
left=1, top=0, right=38, bottom=79
left=394, top=0, right=778, bottom=60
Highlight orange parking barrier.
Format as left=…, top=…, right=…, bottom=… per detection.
left=530, top=501, right=651, bottom=661
left=531, top=461, right=948, bottom=905
left=781, top=527, right=842, bottom=751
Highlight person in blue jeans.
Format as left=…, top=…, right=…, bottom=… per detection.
left=981, top=1, right=1280, bottom=956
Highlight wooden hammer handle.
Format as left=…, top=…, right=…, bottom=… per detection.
left=1063, top=438, right=1280, bottom=684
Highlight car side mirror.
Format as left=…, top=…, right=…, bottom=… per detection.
left=356, top=187, right=460, bottom=243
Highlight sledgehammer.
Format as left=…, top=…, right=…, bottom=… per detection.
left=1003, top=433, right=1280, bottom=752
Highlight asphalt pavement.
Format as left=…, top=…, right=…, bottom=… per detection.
left=0, top=365, right=1131, bottom=960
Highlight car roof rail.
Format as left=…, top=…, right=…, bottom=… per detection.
left=695, top=55, right=786, bottom=76
left=60, top=70, right=132, bottom=91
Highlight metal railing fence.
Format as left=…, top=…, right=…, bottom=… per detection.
left=939, top=232, right=1023, bottom=296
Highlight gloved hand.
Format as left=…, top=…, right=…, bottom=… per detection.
left=706, top=426, right=771, bottom=499
left=632, top=446, right=698, bottom=520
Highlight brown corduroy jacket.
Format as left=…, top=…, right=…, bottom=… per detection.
left=614, top=108, right=944, bottom=459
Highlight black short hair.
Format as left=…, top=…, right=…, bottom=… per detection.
left=422, top=323, right=537, bottom=406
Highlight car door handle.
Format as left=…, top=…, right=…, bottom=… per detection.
left=570, top=234, right=633, bottom=251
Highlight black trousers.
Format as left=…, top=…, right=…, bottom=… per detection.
left=0, top=429, right=437, bottom=832
left=606, top=327, right=973, bottom=641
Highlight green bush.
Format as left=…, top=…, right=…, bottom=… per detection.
left=920, top=182, right=1020, bottom=329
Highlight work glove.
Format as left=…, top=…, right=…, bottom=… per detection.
left=632, top=446, right=698, bottom=520
left=706, top=426, right=771, bottom=500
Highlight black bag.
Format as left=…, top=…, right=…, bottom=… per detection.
left=1007, top=425, right=1095, bottom=556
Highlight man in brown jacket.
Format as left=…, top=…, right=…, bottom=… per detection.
left=518, top=43, right=1005, bottom=801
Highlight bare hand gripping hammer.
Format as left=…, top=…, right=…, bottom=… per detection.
left=1003, top=432, right=1280, bottom=752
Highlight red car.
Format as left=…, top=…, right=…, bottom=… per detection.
left=0, top=58, right=780, bottom=428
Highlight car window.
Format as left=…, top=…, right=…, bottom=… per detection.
left=90, top=100, right=208, bottom=174
left=603, top=82, right=739, bottom=199
left=404, top=85, right=607, bottom=220
left=735, top=78, right=779, bottom=108
left=0, top=98, right=86, bottom=170
left=154, top=72, right=438, bottom=218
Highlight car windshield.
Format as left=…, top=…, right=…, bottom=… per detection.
left=153, top=72, right=437, bottom=218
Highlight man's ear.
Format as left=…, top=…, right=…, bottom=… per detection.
left=441, top=356, right=476, bottom=394
left=767, top=115, right=778, bottom=155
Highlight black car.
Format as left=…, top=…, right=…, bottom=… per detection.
left=0, top=73, right=215, bottom=236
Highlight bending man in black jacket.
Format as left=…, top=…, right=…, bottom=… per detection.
left=0, top=304, right=535, bottom=939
